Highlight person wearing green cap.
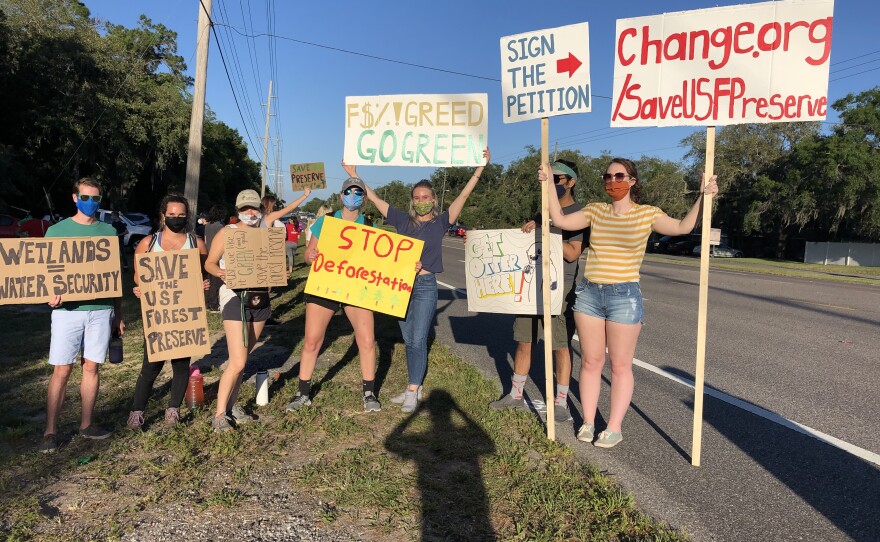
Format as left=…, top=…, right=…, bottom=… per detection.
left=489, top=159, right=588, bottom=424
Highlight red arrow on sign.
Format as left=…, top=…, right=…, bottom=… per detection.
left=556, top=53, right=582, bottom=78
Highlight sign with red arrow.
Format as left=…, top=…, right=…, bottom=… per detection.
left=500, top=22, right=592, bottom=123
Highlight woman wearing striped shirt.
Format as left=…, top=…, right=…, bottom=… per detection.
left=541, top=158, right=718, bottom=448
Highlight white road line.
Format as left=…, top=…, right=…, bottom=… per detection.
left=457, top=259, right=466, bottom=263
left=443, top=287, right=879, bottom=466
left=442, top=242, right=465, bottom=251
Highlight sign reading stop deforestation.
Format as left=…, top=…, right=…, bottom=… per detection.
left=0, top=236, right=122, bottom=305
left=136, top=248, right=211, bottom=362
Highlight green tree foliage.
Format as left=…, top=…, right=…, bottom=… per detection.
left=0, top=0, right=260, bottom=220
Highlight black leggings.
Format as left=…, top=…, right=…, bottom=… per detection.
left=131, top=351, right=191, bottom=411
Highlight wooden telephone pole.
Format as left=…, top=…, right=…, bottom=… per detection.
left=183, top=0, right=212, bottom=225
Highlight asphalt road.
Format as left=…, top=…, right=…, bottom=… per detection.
left=431, top=237, right=880, bottom=542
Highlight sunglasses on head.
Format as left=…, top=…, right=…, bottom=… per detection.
left=343, top=187, right=364, bottom=196
left=77, top=194, right=102, bottom=202
left=602, top=173, right=632, bottom=183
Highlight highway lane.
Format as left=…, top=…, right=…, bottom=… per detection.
left=430, top=237, right=880, bottom=541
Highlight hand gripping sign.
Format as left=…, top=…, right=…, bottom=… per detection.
left=305, top=217, right=424, bottom=318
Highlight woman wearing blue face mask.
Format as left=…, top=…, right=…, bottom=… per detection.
left=286, top=177, right=383, bottom=413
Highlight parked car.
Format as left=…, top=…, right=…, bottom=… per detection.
left=693, top=244, right=744, bottom=258
left=95, top=210, right=153, bottom=250
left=447, top=224, right=468, bottom=237
left=0, top=214, right=20, bottom=238
left=653, top=235, right=701, bottom=255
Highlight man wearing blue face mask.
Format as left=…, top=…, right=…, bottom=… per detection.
left=489, top=159, right=588, bottom=424
left=39, top=177, right=125, bottom=453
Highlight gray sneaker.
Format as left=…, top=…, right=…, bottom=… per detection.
left=363, top=393, right=381, bottom=412
left=594, top=430, right=623, bottom=448
left=390, top=386, right=423, bottom=404
left=576, top=423, right=595, bottom=443
left=79, top=425, right=112, bottom=440
left=401, top=389, right=420, bottom=413
left=211, top=415, right=234, bottom=433
left=227, top=405, right=254, bottom=424
left=489, top=394, right=524, bottom=410
left=285, top=394, right=312, bottom=411
left=554, top=403, right=573, bottom=423
left=38, top=434, right=58, bottom=454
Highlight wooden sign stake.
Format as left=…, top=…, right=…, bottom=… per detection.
left=691, top=125, right=716, bottom=467
left=541, top=117, right=555, bottom=441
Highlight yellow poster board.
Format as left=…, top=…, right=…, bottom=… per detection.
left=136, top=248, right=211, bottom=362
left=304, top=216, right=423, bottom=318
left=0, top=236, right=122, bottom=305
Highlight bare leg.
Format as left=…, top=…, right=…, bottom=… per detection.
left=298, top=303, right=335, bottom=382
left=343, top=305, right=376, bottom=381
left=215, top=320, right=249, bottom=418
left=553, top=347, right=572, bottom=387
left=575, top=313, right=607, bottom=426
left=604, top=320, right=641, bottom=432
left=79, top=358, right=100, bottom=429
left=45, top=365, right=73, bottom=436
left=227, top=322, right=265, bottom=408
left=513, top=341, right=532, bottom=377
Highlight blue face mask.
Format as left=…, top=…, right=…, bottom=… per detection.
left=342, top=193, right=364, bottom=210
left=76, top=198, right=100, bottom=217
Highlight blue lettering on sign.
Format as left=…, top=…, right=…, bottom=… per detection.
left=506, top=84, right=591, bottom=119
left=506, top=34, right=556, bottom=62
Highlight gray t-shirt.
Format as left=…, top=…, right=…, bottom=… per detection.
left=534, top=202, right=588, bottom=294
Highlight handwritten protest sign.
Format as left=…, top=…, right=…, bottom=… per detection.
left=501, top=22, right=592, bottom=123
left=611, top=0, right=834, bottom=127
left=465, top=230, right=563, bottom=315
left=290, top=162, right=326, bottom=191
left=344, top=94, right=488, bottom=167
left=305, top=217, right=423, bottom=318
left=136, top=248, right=210, bottom=362
left=0, top=237, right=121, bottom=305
left=223, top=227, right=287, bottom=289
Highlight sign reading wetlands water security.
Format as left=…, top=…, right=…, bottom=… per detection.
left=344, top=94, right=488, bottom=167
left=611, top=0, right=834, bottom=127
left=0, top=236, right=121, bottom=305
left=305, top=217, right=423, bottom=318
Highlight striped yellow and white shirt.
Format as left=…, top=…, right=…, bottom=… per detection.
left=582, top=202, right=665, bottom=284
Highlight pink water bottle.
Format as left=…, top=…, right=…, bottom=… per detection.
left=186, top=367, right=204, bottom=409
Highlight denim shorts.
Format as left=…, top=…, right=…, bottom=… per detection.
left=573, top=279, right=644, bottom=325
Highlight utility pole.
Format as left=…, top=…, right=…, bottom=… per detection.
left=260, top=79, right=274, bottom=198
left=440, top=168, right=448, bottom=211
left=274, top=138, right=281, bottom=201
left=183, top=0, right=212, bottom=225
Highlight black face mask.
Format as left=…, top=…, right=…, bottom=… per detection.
left=165, top=216, right=188, bottom=233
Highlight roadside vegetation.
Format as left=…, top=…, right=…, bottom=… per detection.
left=0, top=252, right=688, bottom=542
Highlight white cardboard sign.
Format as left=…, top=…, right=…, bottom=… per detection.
left=344, top=94, right=488, bottom=167
left=465, top=229, right=563, bottom=315
left=501, top=22, right=592, bottom=124
left=611, top=0, right=834, bottom=127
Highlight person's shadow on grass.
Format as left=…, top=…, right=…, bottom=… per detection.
left=384, top=389, right=496, bottom=541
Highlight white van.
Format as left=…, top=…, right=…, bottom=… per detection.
left=95, top=210, right=153, bottom=251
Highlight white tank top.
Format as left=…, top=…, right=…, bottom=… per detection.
left=151, top=231, right=195, bottom=252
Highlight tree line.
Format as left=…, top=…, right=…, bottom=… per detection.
left=0, top=0, right=265, bottom=221
left=307, top=87, right=879, bottom=259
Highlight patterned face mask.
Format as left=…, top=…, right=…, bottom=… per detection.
left=238, top=212, right=261, bottom=226
left=413, top=201, right=434, bottom=216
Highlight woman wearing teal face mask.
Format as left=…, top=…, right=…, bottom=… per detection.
left=340, top=148, right=490, bottom=413
left=286, top=177, right=383, bottom=414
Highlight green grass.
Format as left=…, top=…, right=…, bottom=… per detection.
left=645, top=254, right=880, bottom=285
left=0, top=247, right=688, bottom=541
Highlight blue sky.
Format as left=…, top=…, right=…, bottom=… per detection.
left=84, top=0, right=877, bottom=205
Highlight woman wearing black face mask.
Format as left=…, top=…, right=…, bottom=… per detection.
left=127, top=194, right=209, bottom=430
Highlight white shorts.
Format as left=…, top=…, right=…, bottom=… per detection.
left=49, top=309, right=114, bottom=365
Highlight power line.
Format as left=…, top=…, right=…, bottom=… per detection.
left=198, top=0, right=260, bottom=156
left=830, top=65, right=880, bottom=83
left=215, top=0, right=262, bottom=138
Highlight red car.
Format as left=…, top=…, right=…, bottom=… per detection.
left=0, top=214, right=20, bottom=238
left=18, top=217, right=51, bottom=238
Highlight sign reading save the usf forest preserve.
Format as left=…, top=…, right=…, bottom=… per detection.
left=223, top=227, right=287, bottom=289
left=465, top=230, right=563, bottom=315
left=344, top=94, right=488, bottom=167
left=611, top=0, right=834, bottom=127
left=305, top=217, right=423, bottom=318
left=136, top=248, right=210, bottom=362
left=290, top=162, right=326, bottom=191
left=501, top=22, right=592, bottom=123
left=0, top=236, right=121, bottom=305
